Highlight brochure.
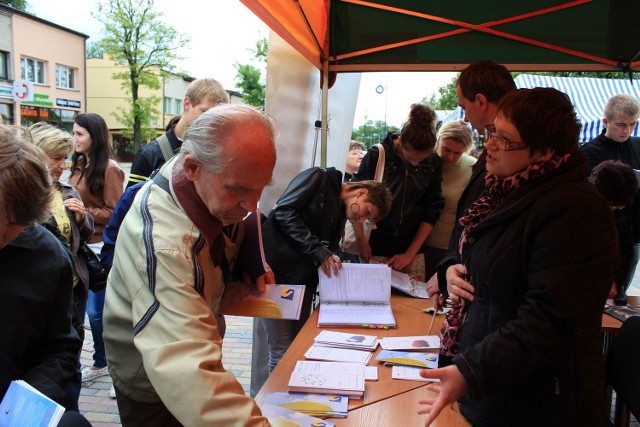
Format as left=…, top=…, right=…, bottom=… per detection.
left=220, top=283, right=306, bottom=320
left=262, top=392, right=348, bottom=418
left=317, top=263, right=396, bottom=328
left=304, top=345, right=373, bottom=364
left=313, top=330, right=379, bottom=351
left=375, top=350, right=439, bottom=369
left=260, top=404, right=336, bottom=427
left=604, top=305, right=640, bottom=322
left=380, top=335, right=441, bottom=351
left=0, top=380, right=65, bottom=427
left=288, top=361, right=366, bottom=398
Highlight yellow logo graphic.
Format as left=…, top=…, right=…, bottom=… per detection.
left=280, top=288, right=295, bottom=301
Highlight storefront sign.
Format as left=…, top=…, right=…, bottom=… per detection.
left=13, top=80, right=34, bottom=102
left=22, top=93, right=53, bottom=107
left=56, top=98, right=81, bottom=108
left=0, top=83, right=12, bottom=99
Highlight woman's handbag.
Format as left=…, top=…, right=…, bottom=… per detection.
left=77, top=242, right=108, bottom=292
left=341, top=143, right=385, bottom=255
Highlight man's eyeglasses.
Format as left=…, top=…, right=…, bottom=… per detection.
left=484, top=124, right=528, bottom=152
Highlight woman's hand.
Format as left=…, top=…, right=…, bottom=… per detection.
left=387, top=251, right=414, bottom=271
left=445, top=264, right=474, bottom=303
left=426, top=273, right=445, bottom=312
left=63, top=197, right=86, bottom=224
left=417, top=365, right=468, bottom=426
left=321, top=254, right=342, bottom=277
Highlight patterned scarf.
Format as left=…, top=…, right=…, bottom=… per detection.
left=438, top=153, right=571, bottom=366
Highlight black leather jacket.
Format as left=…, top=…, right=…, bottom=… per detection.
left=262, top=167, right=345, bottom=286
left=351, top=134, right=444, bottom=256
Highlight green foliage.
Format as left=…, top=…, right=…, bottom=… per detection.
left=112, top=95, right=160, bottom=142
left=86, top=41, right=106, bottom=59
left=422, top=75, right=459, bottom=110
left=235, top=63, right=264, bottom=106
left=1, top=0, right=27, bottom=11
left=93, top=0, right=189, bottom=151
left=234, top=37, right=267, bottom=107
left=351, top=120, right=400, bottom=149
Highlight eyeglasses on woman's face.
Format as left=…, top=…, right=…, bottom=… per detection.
left=484, top=124, right=528, bottom=152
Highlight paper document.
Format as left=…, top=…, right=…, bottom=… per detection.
left=288, top=361, right=366, bottom=398
left=0, top=380, right=65, bottom=427
left=317, top=263, right=396, bottom=327
left=220, top=283, right=305, bottom=320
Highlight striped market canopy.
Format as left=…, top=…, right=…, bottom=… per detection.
left=514, top=74, right=640, bottom=142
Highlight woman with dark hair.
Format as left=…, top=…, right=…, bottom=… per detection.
left=351, top=103, right=444, bottom=273
left=69, top=113, right=124, bottom=387
left=418, top=88, right=619, bottom=426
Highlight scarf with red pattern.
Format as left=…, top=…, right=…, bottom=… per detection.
left=438, top=153, right=571, bottom=364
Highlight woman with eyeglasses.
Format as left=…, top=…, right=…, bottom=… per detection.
left=253, top=167, right=392, bottom=391
left=417, top=88, right=619, bottom=426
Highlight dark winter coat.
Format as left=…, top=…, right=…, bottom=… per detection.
left=351, top=134, right=444, bottom=256
left=450, top=152, right=619, bottom=426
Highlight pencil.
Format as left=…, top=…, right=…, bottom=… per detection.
left=427, top=308, right=437, bottom=335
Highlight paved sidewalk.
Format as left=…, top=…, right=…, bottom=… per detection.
left=78, top=315, right=254, bottom=426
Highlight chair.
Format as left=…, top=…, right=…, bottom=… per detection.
left=606, top=315, right=640, bottom=426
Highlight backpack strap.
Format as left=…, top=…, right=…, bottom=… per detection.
left=157, top=133, right=173, bottom=162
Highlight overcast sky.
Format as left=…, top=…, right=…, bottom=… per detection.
left=26, top=0, right=457, bottom=128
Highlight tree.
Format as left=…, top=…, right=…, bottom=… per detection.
left=352, top=120, right=400, bottom=149
left=234, top=37, right=267, bottom=107
left=422, top=76, right=458, bottom=110
left=86, top=41, right=106, bottom=59
left=93, top=0, right=189, bottom=151
left=0, top=0, right=27, bottom=10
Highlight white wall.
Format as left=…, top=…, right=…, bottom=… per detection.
left=260, top=30, right=361, bottom=212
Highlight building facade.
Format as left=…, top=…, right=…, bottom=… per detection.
left=0, top=4, right=87, bottom=130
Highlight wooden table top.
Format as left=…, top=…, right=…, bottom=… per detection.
left=255, top=294, right=470, bottom=426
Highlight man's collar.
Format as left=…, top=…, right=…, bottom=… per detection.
left=171, top=161, right=222, bottom=247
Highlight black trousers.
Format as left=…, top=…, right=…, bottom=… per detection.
left=114, top=385, right=182, bottom=427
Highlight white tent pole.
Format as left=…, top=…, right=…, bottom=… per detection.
left=321, top=57, right=329, bottom=167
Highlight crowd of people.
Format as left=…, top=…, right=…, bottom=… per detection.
left=0, top=61, right=637, bottom=427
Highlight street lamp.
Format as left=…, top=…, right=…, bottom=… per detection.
left=376, top=82, right=388, bottom=132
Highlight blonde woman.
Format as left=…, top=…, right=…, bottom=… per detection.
left=29, top=122, right=95, bottom=411
left=424, top=120, right=476, bottom=284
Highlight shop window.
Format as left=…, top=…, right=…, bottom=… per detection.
left=21, top=56, right=45, bottom=85
left=0, top=51, right=8, bottom=80
left=56, top=65, right=76, bottom=89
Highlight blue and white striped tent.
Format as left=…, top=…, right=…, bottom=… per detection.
left=514, top=74, right=640, bottom=142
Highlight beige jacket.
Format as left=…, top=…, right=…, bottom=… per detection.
left=103, top=159, right=270, bottom=427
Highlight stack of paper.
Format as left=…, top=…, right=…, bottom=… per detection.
left=313, top=330, right=378, bottom=351
left=288, top=361, right=366, bottom=398
left=380, top=335, right=440, bottom=351
left=262, top=392, right=348, bottom=418
left=260, top=403, right=337, bottom=427
left=375, top=350, right=439, bottom=369
left=304, top=345, right=373, bottom=364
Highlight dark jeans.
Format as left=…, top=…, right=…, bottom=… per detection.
left=62, top=285, right=88, bottom=412
left=87, top=289, right=107, bottom=367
